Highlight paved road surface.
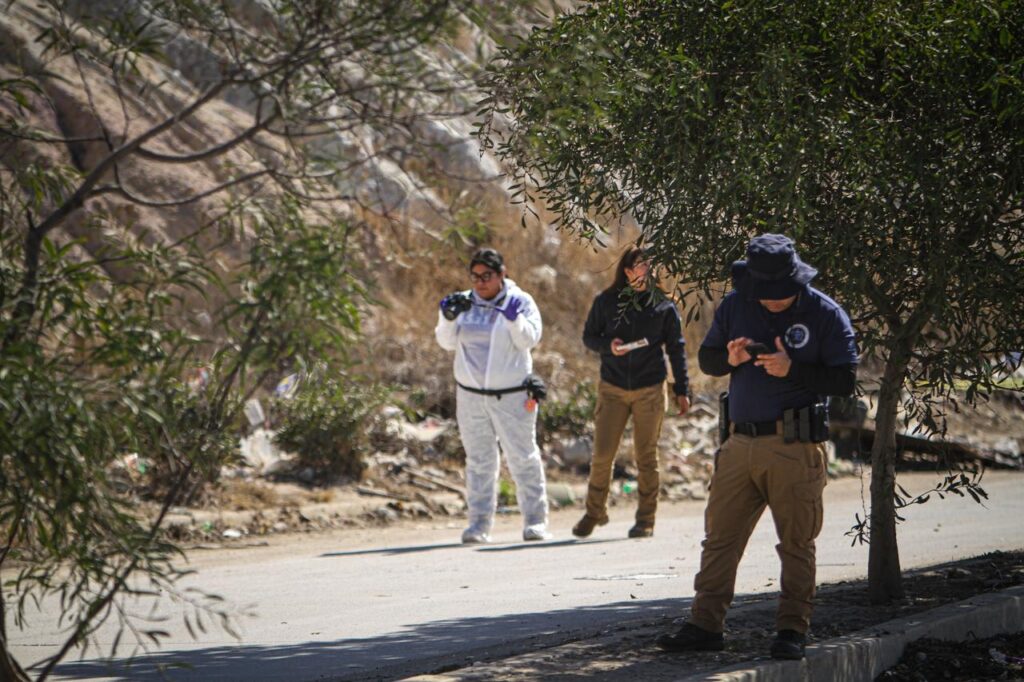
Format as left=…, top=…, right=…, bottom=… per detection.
left=8, top=471, right=1024, bottom=681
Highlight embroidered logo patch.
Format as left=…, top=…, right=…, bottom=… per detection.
left=785, top=323, right=811, bottom=349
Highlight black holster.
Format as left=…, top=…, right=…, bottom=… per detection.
left=718, top=391, right=730, bottom=445
left=783, top=403, right=829, bottom=443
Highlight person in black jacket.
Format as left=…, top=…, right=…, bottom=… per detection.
left=572, top=246, right=691, bottom=539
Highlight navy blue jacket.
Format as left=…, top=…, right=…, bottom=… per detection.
left=700, top=286, right=858, bottom=422
left=582, top=288, right=689, bottom=396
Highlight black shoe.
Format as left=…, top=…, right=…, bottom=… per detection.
left=770, top=629, right=806, bottom=660
left=571, top=514, right=607, bottom=538
left=628, top=523, right=654, bottom=538
left=656, top=622, right=724, bottom=652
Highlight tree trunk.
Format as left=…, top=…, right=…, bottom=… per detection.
left=0, top=630, right=32, bottom=682
left=868, top=352, right=909, bottom=604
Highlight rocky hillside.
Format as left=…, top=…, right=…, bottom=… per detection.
left=3, top=1, right=1018, bottom=448
left=0, top=0, right=713, bottom=411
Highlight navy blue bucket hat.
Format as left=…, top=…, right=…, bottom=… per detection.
left=731, top=233, right=817, bottom=299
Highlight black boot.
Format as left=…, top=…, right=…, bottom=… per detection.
left=655, top=622, right=724, bottom=652
left=571, top=514, right=607, bottom=538
left=770, top=629, right=806, bottom=660
left=627, top=523, right=654, bottom=538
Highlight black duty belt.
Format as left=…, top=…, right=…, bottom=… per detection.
left=457, top=382, right=527, bottom=397
left=732, top=420, right=779, bottom=437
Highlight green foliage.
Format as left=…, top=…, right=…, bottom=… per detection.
left=0, top=168, right=233, bottom=676
left=498, top=477, right=516, bottom=506
left=480, top=0, right=1024, bottom=415
left=539, top=380, right=597, bottom=444
left=0, top=174, right=370, bottom=673
left=846, top=467, right=989, bottom=546
left=440, top=206, right=492, bottom=254
left=480, top=0, right=1024, bottom=601
left=1, top=0, right=470, bottom=673
left=213, top=199, right=372, bottom=407
left=273, top=375, right=391, bottom=480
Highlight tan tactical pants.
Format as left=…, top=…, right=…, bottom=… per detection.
left=689, top=431, right=827, bottom=634
left=584, top=381, right=666, bottom=527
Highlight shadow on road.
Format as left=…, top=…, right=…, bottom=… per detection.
left=476, top=538, right=627, bottom=552
left=48, top=596, right=695, bottom=682
left=319, top=541, right=464, bottom=557
left=319, top=537, right=626, bottom=558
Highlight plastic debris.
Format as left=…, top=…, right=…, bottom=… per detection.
left=187, top=366, right=210, bottom=394
left=239, top=428, right=289, bottom=472
left=275, top=373, right=301, bottom=399
left=244, top=398, right=266, bottom=427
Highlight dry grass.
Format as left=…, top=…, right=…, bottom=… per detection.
left=218, top=480, right=282, bottom=510
left=361, top=193, right=725, bottom=409
left=216, top=480, right=337, bottom=511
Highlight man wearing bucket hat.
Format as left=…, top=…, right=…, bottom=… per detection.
left=656, top=233, right=858, bottom=660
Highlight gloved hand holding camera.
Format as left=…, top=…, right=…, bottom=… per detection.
left=440, top=292, right=472, bottom=320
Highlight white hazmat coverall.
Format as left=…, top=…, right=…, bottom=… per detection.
left=435, top=279, right=549, bottom=539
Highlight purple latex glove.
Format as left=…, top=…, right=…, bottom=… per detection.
left=500, top=296, right=522, bottom=322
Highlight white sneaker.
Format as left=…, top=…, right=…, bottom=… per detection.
left=461, top=526, right=491, bottom=544
left=522, top=524, right=553, bottom=542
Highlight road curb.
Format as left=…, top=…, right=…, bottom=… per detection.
left=402, top=585, right=1024, bottom=682
left=678, top=584, right=1024, bottom=681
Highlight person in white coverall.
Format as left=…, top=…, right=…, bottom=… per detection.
left=435, top=248, right=552, bottom=544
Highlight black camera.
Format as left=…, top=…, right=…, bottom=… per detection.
left=524, top=374, right=548, bottom=402
left=441, top=292, right=472, bottom=320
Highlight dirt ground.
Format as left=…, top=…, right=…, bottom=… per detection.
left=879, top=629, right=1024, bottom=681
left=150, top=393, right=1024, bottom=679
left=428, top=550, right=1024, bottom=681
left=168, top=388, right=1024, bottom=546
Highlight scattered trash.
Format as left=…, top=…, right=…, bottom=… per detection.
left=663, top=481, right=707, bottom=501
left=244, top=398, right=266, bottom=427
left=187, top=366, right=210, bottom=393
left=556, top=436, right=592, bottom=466
left=239, top=428, right=289, bottom=472
left=989, top=648, right=1024, bottom=665
left=166, top=385, right=1022, bottom=545
left=275, top=373, right=301, bottom=399
left=122, top=453, right=149, bottom=475
left=395, top=417, right=449, bottom=443
left=546, top=482, right=576, bottom=507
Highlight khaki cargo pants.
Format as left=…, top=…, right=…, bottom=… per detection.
left=584, top=380, right=666, bottom=527
left=689, top=431, right=828, bottom=634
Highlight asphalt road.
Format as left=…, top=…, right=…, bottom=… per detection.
left=8, top=471, right=1024, bottom=681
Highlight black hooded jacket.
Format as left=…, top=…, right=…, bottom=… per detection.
left=582, top=288, right=689, bottom=396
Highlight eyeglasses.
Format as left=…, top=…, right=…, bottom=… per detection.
left=469, top=270, right=497, bottom=283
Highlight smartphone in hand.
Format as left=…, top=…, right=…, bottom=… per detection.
left=618, top=338, right=650, bottom=352
left=745, top=342, right=772, bottom=359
